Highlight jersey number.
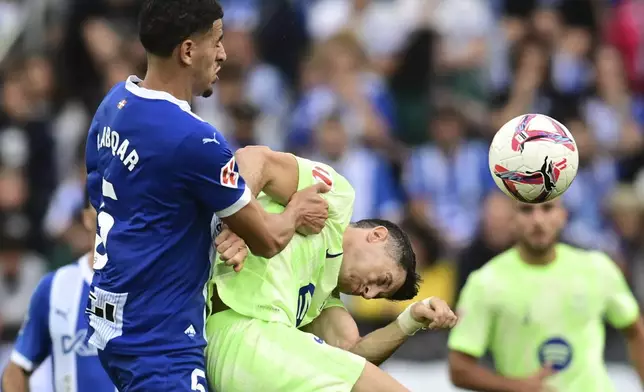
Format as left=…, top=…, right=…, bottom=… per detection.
left=94, top=179, right=117, bottom=270
left=191, top=369, right=206, bottom=392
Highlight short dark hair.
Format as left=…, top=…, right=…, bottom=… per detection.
left=138, top=0, right=224, bottom=57
left=352, top=219, right=420, bottom=301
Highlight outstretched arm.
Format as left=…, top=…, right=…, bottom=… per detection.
left=302, top=297, right=456, bottom=366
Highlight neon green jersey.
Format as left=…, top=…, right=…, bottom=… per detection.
left=448, top=244, right=640, bottom=391
left=210, top=156, right=354, bottom=328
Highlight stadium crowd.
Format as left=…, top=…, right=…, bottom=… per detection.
left=1, top=0, right=644, bottom=380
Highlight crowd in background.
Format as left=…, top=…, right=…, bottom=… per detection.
left=1, top=0, right=644, bottom=370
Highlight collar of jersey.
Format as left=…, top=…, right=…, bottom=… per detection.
left=78, top=253, right=94, bottom=285
left=125, top=75, right=192, bottom=111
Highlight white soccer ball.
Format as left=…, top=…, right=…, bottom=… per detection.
left=489, top=113, right=579, bottom=203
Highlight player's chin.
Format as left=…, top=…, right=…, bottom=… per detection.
left=201, top=86, right=214, bottom=98
left=525, top=238, right=556, bottom=254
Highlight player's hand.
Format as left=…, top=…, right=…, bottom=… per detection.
left=410, top=297, right=458, bottom=330
left=514, top=365, right=556, bottom=392
left=290, top=182, right=330, bottom=235
left=215, top=227, right=248, bottom=272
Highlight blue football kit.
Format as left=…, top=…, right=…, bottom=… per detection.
left=85, top=76, right=251, bottom=391
left=11, top=255, right=116, bottom=392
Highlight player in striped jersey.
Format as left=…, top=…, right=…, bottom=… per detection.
left=2, top=192, right=115, bottom=392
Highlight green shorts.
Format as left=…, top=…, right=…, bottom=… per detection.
left=205, top=309, right=366, bottom=392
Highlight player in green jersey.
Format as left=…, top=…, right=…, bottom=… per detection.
left=448, top=198, right=644, bottom=392
left=206, top=146, right=458, bottom=392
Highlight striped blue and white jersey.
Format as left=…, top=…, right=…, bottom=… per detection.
left=10, top=255, right=115, bottom=392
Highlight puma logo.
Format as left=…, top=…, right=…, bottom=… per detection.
left=202, top=133, right=220, bottom=145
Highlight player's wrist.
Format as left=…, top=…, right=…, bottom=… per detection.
left=396, top=297, right=434, bottom=336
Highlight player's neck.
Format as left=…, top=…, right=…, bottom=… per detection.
left=517, top=244, right=557, bottom=266
left=140, top=59, right=192, bottom=103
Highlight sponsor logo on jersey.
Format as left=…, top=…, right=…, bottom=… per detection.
left=538, top=337, right=572, bottom=371
left=220, top=157, right=240, bottom=188
left=61, top=329, right=99, bottom=356
left=312, top=166, right=333, bottom=187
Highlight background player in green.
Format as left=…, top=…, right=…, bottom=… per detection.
left=206, top=146, right=458, bottom=392
left=448, top=198, right=644, bottom=392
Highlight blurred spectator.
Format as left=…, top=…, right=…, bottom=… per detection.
left=582, top=45, right=643, bottom=163
left=308, top=113, right=402, bottom=222
left=228, top=102, right=260, bottom=149
left=0, top=61, right=57, bottom=253
left=606, top=184, right=644, bottom=264
left=0, top=213, right=46, bottom=369
left=562, top=117, right=619, bottom=252
left=605, top=0, right=644, bottom=95
left=404, top=106, right=491, bottom=249
left=290, top=31, right=396, bottom=153
left=491, top=35, right=558, bottom=131
left=431, top=0, right=493, bottom=105
left=456, top=192, right=514, bottom=296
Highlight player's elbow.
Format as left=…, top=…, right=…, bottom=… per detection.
left=235, top=146, right=271, bottom=172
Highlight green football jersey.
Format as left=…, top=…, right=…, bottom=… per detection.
left=210, top=156, right=354, bottom=328
left=448, top=244, right=640, bottom=391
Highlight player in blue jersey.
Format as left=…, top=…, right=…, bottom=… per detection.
left=84, top=0, right=329, bottom=391
left=2, top=192, right=115, bottom=392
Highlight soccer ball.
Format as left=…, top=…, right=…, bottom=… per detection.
left=489, top=113, right=579, bottom=203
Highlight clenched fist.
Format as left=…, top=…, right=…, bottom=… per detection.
left=410, top=297, right=458, bottom=330
left=397, top=297, right=458, bottom=335
left=215, top=227, right=248, bottom=272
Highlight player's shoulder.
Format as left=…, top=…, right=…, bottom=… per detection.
left=476, top=247, right=520, bottom=276
left=29, top=271, right=56, bottom=305
left=558, top=244, right=617, bottom=273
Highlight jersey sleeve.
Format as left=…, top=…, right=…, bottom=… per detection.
left=176, top=125, right=251, bottom=218
left=596, top=252, right=640, bottom=329
left=448, top=271, right=493, bottom=358
left=294, top=157, right=355, bottom=230
left=10, top=273, right=54, bottom=372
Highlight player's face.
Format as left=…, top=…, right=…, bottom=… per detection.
left=192, top=19, right=227, bottom=98
left=514, top=200, right=567, bottom=254
left=338, top=227, right=406, bottom=299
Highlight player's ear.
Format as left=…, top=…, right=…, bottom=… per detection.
left=366, top=226, right=389, bottom=244
left=179, top=39, right=195, bottom=66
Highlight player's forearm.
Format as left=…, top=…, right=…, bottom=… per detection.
left=349, top=320, right=407, bottom=366
left=1, top=362, right=30, bottom=392
left=625, top=318, right=644, bottom=386
left=448, top=352, right=521, bottom=392
left=257, top=206, right=301, bottom=256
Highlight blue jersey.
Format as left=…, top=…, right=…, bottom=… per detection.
left=11, top=256, right=116, bottom=392
left=85, top=76, right=250, bottom=354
